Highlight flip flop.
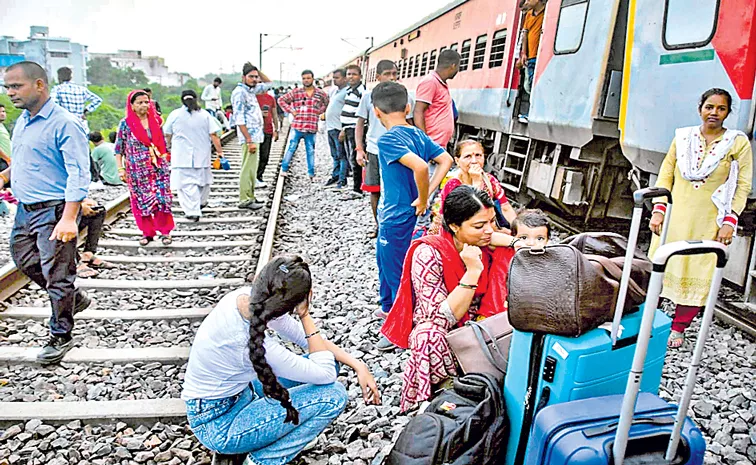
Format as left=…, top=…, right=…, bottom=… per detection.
left=160, top=235, right=173, bottom=246
left=139, top=236, right=153, bottom=246
left=88, top=258, right=117, bottom=270
left=77, top=265, right=99, bottom=278
left=668, top=330, right=684, bottom=349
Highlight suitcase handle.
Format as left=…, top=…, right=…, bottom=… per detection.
left=611, top=187, right=674, bottom=345
left=583, top=415, right=674, bottom=438
left=613, top=240, right=728, bottom=465
left=632, top=187, right=672, bottom=207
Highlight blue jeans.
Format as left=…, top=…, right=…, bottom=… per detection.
left=327, top=129, right=348, bottom=185
left=524, top=58, right=537, bottom=96
left=376, top=219, right=415, bottom=313
left=10, top=202, right=79, bottom=336
left=186, top=377, right=347, bottom=465
left=281, top=130, right=316, bottom=177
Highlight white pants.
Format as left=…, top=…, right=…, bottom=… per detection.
left=172, top=168, right=212, bottom=217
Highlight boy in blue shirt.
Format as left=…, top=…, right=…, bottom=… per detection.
left=372, top=81, right=453, bottom=350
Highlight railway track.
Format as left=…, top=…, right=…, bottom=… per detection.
left=0, top=127, right=289, bottom=464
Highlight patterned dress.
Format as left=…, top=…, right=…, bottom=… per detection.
left=401, top=244, right=483, bottom=411
left=114, top=119, right=172, bottom=217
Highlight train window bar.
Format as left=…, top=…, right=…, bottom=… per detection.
left=472, top=34, right=488, bottom=70
left=421, top=52, right=429, bottom=76
left=489, top=29, right=508, bottom=68
left=413, top=54, right=421, bottom=77
left=554, top=0, right=589, bottom=55
left=429, top=50, right=438, bottom=73
left=459, top=39, right=472, bottom=71
left=662, top=0, right=720, bottom=50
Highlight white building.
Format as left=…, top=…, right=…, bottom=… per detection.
left=90, top=49, right=190, bottom=87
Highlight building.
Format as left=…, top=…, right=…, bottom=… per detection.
left=0, top=26, right=89, bottom=86
left=90, top=50, right=190, bottom=87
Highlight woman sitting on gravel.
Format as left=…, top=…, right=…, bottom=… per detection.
left=422, top=139, right=517, bottom=236
left=382, top=185, right=517, bottom=411
left=182, top=255, right=381, bottom=464
left=115, top=90, right=174, bottom=246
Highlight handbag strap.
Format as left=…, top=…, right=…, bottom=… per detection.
left=469, top=321, right=507, bottom=374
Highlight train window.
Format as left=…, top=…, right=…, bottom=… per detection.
left=429, top=50, right=438, bottom=72
left=439, top=46, right=447, bottom=54
left=472, top=34, right=487, bottom=70
left=554, top=0, right=589, bottom=55
left=398, top=59, right=404, bottom=79
left=413, top=54, right=421, bottom=77
left=450, top=43, right=459, bottom=52
left=489, top=29, right=508, bottom=68
left=421, top=52, right=429, bottom=76
left=407, top=57, right=414, bottom=78
left=459, top=39, right=472, bottom=71
left=663, top=0, right=719, bottom=50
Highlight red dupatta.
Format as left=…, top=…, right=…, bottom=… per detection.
left=381, top=229, right=514, bottom=349
left=125, top=90, right=167, bottom=156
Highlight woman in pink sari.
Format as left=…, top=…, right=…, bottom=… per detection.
left=115, top=90, right=174, bottom=245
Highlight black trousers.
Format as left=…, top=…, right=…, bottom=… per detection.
left=79, top=209, right=106, bottom=253
left=257, top=133, right=273, bottom=180
left=343, top=128, right=362, bottom=193
left=10, top=202, right=80, bottom=337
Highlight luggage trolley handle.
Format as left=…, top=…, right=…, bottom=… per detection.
left=611, top=187, right=674, bottom=345
left=612, top=240, right=728, bottom=465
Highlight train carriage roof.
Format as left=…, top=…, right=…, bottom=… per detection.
left=371, top=0, right=469, bottom=52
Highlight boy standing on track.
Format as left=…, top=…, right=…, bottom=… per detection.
left=355, top=60, right=415, bottom=238
left=371, top=82, right=453, bottom=350
left=231, top=63, right=273, bottom=211
left=1, top=62, right=92, bottom=364
left=340, top=65, right=366, bottom=199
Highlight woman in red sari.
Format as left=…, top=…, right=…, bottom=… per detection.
left=115, top=90, right=174, bottom=245
left=382, top=185, right=518, bottom=411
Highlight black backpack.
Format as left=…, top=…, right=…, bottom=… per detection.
left=387, top=373, right=508, bottom=465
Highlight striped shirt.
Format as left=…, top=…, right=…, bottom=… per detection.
left=340, top=82, right=364, bottom=129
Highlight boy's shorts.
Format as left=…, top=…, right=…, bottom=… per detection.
left=361, top=151, right=381, bottom=193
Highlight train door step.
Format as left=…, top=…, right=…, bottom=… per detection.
left=501, top=136, right=532, bottom=193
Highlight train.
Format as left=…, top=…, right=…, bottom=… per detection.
left=328, top=0, right=756, bottom=301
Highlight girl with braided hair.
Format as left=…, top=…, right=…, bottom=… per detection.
left=183, top=255, right=381, bottom=464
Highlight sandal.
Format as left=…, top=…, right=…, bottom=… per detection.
left=76, top=264, right=99, bottom=278
left=87, top=257, right=117, bottom=270
left=367, top=226, right=378, bottom=239
left=668, top=330, right=684, bottom=349
left=138, top=236, right=153, bottom=246
left=160, top=235, right=173, bottom=246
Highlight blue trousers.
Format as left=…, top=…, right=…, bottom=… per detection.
left=281, top=129, right=316, bottom=177
left=327, top=129, right=348, bottom=185
left=10, top=202, right=79, bottom=336
left=376, top=220, right=415, bottom=313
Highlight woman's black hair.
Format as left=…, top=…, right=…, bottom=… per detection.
left=698, top=88, right=733, bottom=115
left=442, top=185, right=496, bottom=233
left=130, top=90, right=149, bottom=105
left=247, top=254, right=312, bottom=425
left=181, top=90, right=201, bottom=113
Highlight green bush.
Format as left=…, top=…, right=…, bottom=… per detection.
left=0, top=94, right=23, bottom=131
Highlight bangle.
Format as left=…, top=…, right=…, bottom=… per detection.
left=0, top=173, right=8, bottom=184
left=118, top=167, right=125, bottom=172
left=459, top=282, right=478, bottom=290
left=305, top=330, right=320, bottom=339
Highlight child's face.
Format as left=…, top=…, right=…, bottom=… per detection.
left=514, top=225, right=549, bottom=248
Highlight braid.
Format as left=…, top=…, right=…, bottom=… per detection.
left=247, top=300, right=300, bottom=424
left=245, top=255, right=312, bottom=425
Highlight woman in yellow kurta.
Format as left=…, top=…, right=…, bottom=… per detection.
left=649, top=88, right=752, bottom=348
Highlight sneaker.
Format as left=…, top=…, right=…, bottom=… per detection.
left=88, top=181, right=106, bottom=191
left=256, top=179, right=268, bottom=188
left=518, top=114, right=529, bottom=124
left=37, top=334, right=74, bottom=364
left=74, top=290, right=92, bottom=315
left=376, top=335, right=396, bottom=351
left=324, top=177, right=338, bottom=187
left=373, top=308, right=389, bottom=319
left=239, top=200, right=263, bottom=211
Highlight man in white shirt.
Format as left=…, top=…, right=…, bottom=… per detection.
left=201, top=77, right=223, bottom=115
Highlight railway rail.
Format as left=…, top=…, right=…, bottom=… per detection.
left=0, top=127, right=289, bottom=465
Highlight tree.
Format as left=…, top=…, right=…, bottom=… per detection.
left=87, top=57, right=149, bottom=88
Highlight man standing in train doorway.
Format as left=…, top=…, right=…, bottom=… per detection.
left=518, top=0, right=546, bottom=123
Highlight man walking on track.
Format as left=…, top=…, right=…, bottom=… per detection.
left=1, top=61, right=92, bottom=364
left=50, top=66, right=102, bottom=133
left=278, top=70, right=329, bottom=180
left=231, top=63, right=273, bottom=211
left=255, top=89, right=280, bottom=189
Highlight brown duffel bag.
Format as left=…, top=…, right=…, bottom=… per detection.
left=508, top=245, right=618, bottom=336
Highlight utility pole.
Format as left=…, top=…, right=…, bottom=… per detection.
left=259, top=33, right=264, bottom=68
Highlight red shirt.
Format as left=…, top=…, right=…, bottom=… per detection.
left=256, top=93, right=276, bottom=135
left=277, top=87, right=329, bottom=134
left=415, top=71, right=454, bottom=148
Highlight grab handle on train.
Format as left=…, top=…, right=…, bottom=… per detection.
left=612, top=240, right=728, bottom=465
left=611, top=187, right=673, bottom=346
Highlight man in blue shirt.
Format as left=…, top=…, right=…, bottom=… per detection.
left=0, top=61, right=92, bottom=364
left=372, top=81, right=453, bottom=349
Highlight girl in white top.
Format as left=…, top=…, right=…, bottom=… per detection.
left=182, top=255, right=380, bottom=464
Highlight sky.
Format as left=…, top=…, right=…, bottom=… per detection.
left=1, top=0, right=452, bottom=81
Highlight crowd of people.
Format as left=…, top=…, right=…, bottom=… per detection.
left=0, top=47, right=752, bottom=463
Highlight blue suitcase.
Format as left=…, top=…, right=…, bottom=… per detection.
left=524, top=393, right=706, bottom=464
left=524, top=239, right=729, bottom=465
left=504, top=187, right=674, bottom=465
